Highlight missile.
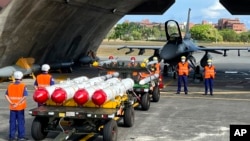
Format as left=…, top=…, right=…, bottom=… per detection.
left=92, top=78, right=134, bottom=106
left=147, top=60, right=158, bottom=66
left=139, top=74, right=159, bottom=85
left=73, top=78, right=120, bottom=105
left=93, top=59, right=117, bottom=67
left=33, top=74, right=119, bottom=104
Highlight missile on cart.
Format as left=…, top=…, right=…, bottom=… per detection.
left=147, top=60, right=158, bottom=66
left=33, top=81, right=83, bottom=103
left=91, top=78, right=134, bottom=106
left=92, top=59, right=117, bottom=67
left=139, top=74, right=159, bottom=85
left=33, top=74, right=116, bottom=104
left=52, top=78, right=121, bottom=104
left=73, top=78, right=121, bottom=105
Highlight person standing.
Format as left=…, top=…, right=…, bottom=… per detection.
left=203, top=59, right=216, bottom=96
left=5, top=71, right=28, bottom=141
left=176, top=56, right=190, bottom=94
left=34, top=64, right=55, bottom=106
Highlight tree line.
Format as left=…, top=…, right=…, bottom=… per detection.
left=106, top=22, right=250, bottom=43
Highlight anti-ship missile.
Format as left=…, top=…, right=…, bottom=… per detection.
left=73, top=78, right=120, bottom=105
left=91, top=78, right=134, bottom=106
left=139, top=74, right=159, bottom=85
left=33, top=73, right=119, bottom=104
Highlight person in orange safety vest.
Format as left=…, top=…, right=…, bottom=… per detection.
left=203, top=59, right=216, bottom=96
left=106, top=55, right=117, bottom=75
left=176, top=56, right=190, bottom=94
left=127, top=56, right=139, bottom=77
left=5, top=71, right=28, bottom=141
left=34, top=64, right=55, bottom=106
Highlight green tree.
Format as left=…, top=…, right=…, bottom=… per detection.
left=219, top=29, right=239, bottom=42
left=239, top=32, right=250, bottom=42
left=190, top=24, right=222, bottom=42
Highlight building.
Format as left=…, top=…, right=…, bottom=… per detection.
left=217, top=18, right=247, bottom=33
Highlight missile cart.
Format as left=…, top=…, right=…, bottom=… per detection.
left=95, top=61, right=162, bottom=111
left=29, top=76, right=136, bottom=141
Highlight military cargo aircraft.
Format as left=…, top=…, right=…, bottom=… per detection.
left=117, top=8, right=250, bottom=79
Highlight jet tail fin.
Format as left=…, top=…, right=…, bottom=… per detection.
left=184, top=8, right=191, bottom=39
left=15, top=57, right=35, bottom=69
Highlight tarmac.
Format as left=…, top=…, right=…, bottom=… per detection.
left=0, top=50, right=250, bottom=141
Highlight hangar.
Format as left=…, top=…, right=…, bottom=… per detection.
left=0, top=0, right=248, bottom=67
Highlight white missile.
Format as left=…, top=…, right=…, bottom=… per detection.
left=147, top=60, right=158, bottom=66
left=33, top=74, right=116, bottom=104
left=97, top=59, right=117, bottom=66
left=52, top=78, right=120, bottom=104
left=91, top=78, right=134, bottom=106
left=73, top=78, right=121, bottom=105
left=139, top=74, right=159, bottom=85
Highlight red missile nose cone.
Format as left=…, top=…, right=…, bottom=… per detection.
left=73, top=89, right=89, bottom=105
left=33, top=88, right=49, bottom=103
left=51, top=88, right=67, bottom=104
left=92, top=89, right=107, bottom=106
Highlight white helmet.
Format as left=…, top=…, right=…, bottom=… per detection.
left=153, top=57, right=158, bottom=61
left=41, top=64, right=50, bottom=71
left=14, top=71, right=23, bottom=80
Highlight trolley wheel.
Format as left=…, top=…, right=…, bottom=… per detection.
left=152, top=85, right=160, bottom=102
left=103, top=119, right=118, bottom=141
left=141, top=93, right=150, bottom=111
left=31, top=117, right=49, bottom=140
left=123, top=106, right=135, bottom=127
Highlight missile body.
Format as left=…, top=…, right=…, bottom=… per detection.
left=139, top=74, right=159, bottom=85
left=92, top=78, right=134, bottom=106
left=73, top=78, right=120, bottom=105
left=147, top=60, right=158, bottom=66
left=33, top=75, right=114, bottom=104
left=51, top=77, right=120, bottom=104
left=98, top=59, right=117, bottom=66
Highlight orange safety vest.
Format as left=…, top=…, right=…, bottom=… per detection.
left=154, top=63, right=160, bottom=75
left=204, top=65, right=215, bottom=79
left=7, top=83, right=26, bottom=110
left=37, top=73, right=52, bottom=88
left=128, top=62, right=138, bottom=76
left=177, top=62, right=189, bottom=76
left=107, top=71, right=115, bottom=75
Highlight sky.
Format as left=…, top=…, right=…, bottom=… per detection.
left=118, top=0, right=250, bottom=29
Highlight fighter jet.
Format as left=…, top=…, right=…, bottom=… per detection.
left=0, top=57, right=40, bottom=80
left=117, top=8, right=250, bottom=79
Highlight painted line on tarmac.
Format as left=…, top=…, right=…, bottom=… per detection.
left=160, top=92, right=250, bottom=102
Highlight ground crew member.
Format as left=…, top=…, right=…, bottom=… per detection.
left=128, top=56, right=139, bottom=79
left=107, top=55, right=117, bottom=75
left=176, top=56, right=190, bottom=94
left=152, top=57, right=160, bottom=75
left=203, top=59, right=216, bottom=96
left=5, top=71, right=28, bottom=141
left=34, top=64, right=55, bottom=106
left=127, top=56, right=138, bottom=67
left=139, top=58, right=151, bottom=79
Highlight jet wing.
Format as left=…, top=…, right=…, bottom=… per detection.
left=198, top=46, right=250, bottom=56
left=117, top=45, right=162, bottom=55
